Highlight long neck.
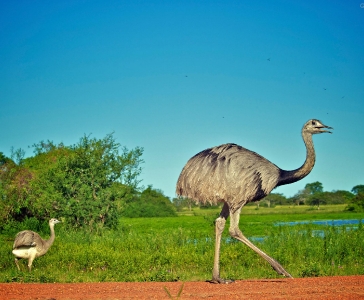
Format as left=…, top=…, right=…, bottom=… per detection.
left=277, top=131, right=315, bottom=186
left=44, top=224, right=56, bottom=250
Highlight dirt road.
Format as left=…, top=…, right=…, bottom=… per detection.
left=1, top=275, right=363, bottom=299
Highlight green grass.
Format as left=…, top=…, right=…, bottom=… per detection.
left=1, top=205, right=364, bottom=283
left=183, top=204, right=349, bottom=216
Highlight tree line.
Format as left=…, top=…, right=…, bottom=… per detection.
left=1, top=133, right=363, bottom=231
left=172, top=182, right=364, bottom=211
left=0, top=134, right=176, bottom=231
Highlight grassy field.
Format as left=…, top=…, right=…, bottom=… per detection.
left=180, top=204, right=349, bottom=216
left=0, top=205, right=363, bottom=283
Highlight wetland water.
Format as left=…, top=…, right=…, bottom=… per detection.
left=275, top=219, right=364, bottom=226
left=248, top=218, right=363, bottom=243
left=191, top=219, right=364, bottom=244
left=264, top=218, right=364, bottom=240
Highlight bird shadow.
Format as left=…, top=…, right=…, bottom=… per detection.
left=206, top=279, right=288, bottom=284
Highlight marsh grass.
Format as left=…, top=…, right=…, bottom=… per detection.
left=1, top=207, right=364, bottom=283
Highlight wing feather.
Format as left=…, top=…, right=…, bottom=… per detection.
left=176, top=143, right=280, bottom=207
left=13, top=230, right=40, bottom=249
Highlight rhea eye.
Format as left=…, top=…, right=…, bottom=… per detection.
left=312, top=121, right=316, bottom=125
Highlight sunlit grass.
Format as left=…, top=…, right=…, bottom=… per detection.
left=180, top=204, right=349, bottom=216
left=1, top=207, right=363, bottom=283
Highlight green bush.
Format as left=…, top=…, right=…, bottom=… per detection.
left=121, top=186, right=177, bottom=218
left=0, top=134, right=144, bottom=231
left=346, top=192, right=364, bottom=212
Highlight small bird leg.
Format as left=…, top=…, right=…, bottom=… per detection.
left=211, top=203, right=234, bottom=284
left=14, top=258, right=21, bottom=271
left=229, top=211, right=293, bottom=278
left=27, top=253, right=36, bottom=272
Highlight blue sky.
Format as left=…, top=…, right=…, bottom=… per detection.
left=1, top=0, right=363, bottom=199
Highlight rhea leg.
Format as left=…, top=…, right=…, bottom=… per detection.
left=229, top=209, right=293, bottom=278
left=211, top=202, right=232, bottom=283
left=27, top=254, right=36, bottom=272
left=14, top=258, right=21, bottom=271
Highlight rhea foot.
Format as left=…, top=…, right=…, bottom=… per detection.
left=271, top=261, right=294, bottom=278
left=208, top=278, right=235, bottom=284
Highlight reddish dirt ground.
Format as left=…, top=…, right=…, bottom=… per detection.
left=0, top=275, right=364, bottom=299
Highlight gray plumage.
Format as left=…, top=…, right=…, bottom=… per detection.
left=12, top=218, right=61, bottom=272
left=176, top=119, right=332, bottom=283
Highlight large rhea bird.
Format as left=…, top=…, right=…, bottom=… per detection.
left=176, top=119, right=332, bottom=283
left=12, top=218, right=61, bottom=272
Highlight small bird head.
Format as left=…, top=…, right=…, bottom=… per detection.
left=303, top=119, right=333, bottom=134
left=49, top=218, right=61, bottom=225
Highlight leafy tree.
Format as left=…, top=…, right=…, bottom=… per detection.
left=307, top=192, right=327, bottom=209
left=325, top=190, right=354, bottom=204
left=31, top=140, right=63, bottom=155
left=0, top=133, right=144, bottom=231
left=172, top=197, right=197, bottom=211
left=0, top=154, right=33, bottom=223
left=172, top=197, right=185, bottom=212
left=45, top=133, right=143, bottom=230
left=291, top=182, right=324, bottom=205
left=121, top=186, right=177, bottom=217
left=0, top=152, right=11, bottom=165
left=10, top=147, right=25, bottom=165
left=111, top=182, right=138, bottom=212
left=290, top=189, right=310, bottom=205
left=262, top=193, right=288, bottom=207
left=351, top=185, right=364, bottom=196
left=346, top=192, right=364, bottom=212
left=306, top=189, right=353, bottom=208
left=305, top=181, right=323, bottom=194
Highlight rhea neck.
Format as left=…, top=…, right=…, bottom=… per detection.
left=40, top=224, right=56, bottom=255
left=277, top=131, right=315, bottom=186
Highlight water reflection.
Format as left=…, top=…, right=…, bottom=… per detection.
left=275, top=219, right=364, bottom=226
left=188, top=219, right=362, bottom=245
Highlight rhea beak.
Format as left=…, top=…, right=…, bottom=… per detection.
left=316, top=124, right=333, bottom=134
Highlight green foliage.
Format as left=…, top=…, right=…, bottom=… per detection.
left=0, top=157, right=34, bottom=223
left=256, top=193, right=288, bottom=208
left=121, top=186, right=177, bottom=218
left=39, top=133, right=143, bottom=230
left=0, top=152, right=12, bottom=165
left=31, top=140, right=62, bottom=156
left=172, top=197, right=198, bottom=212
left=352, top=185, right=364, bottom=195
left=0, top=217, right=44, bottom=237
left=327, top=190, right=354, bottom=204
left=290, top=182, right=324, bottom=206
left=305, top=181, right=324, bottom=194
left=10, top=147, right=25, bottom=165
left=0, top=133, right=144, bottom=231
left=307, top=190, right=354, bottom=208
left=307, top=192, right=327, bottom=208
left=346, top=192, right=364, bottom=212
left=300, top=262, right=321, bottom=277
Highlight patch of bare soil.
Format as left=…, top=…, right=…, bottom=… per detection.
left=0, top=275, right=363, bottom=299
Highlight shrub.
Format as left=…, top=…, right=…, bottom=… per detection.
left=121, top=186, right=177, bottom=218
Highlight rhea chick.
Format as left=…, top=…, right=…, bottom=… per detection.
left=12, top=218, right=61, bottom=272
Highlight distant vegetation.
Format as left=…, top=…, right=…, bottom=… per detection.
left=1, top=134, right=364, bottom=232
left=173, top=181, right=364, bottom=213
left=121, top=185, right=177, bottom=218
